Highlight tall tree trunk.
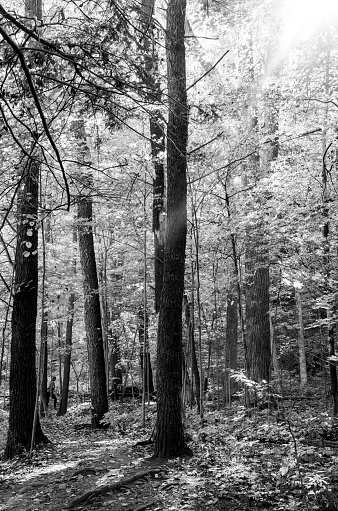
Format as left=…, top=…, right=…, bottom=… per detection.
left=245, top=81, right=279, bottom=384
left=73, top=119, right=108, bottom=427
left=154, top=0, right=191, bottom=458
left=320, top=40, right=338, bottom=416
left=4, top=0, right=49, bottom=458
left=140, top=0, right=166, bottom=313
left=57, top=227, right=77, bottom=416
left=4, top=148, right=49, bottom=457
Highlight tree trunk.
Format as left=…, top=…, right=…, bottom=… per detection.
left=140, top=0, right=166, bottom=313
left=321, top=42, right=338, bottom=417
left=39, top=314, right=48, bottom=417
left=244, top=80, right=279, bottom=384
left=183, top=294, right=200, bottom=412
left=154, top=0, right=191, bottom=458
left=295, top=285, right=307, bottom=388
left=57, top=228, right=76, bottom=416
left=138, top=309, right=154, bottom=397
left=73, top=119, right=108, bottom=427
left=4, top=150, right=49, bottom=458
left=225, top=289, right=238, bottom=403
left=4, top=0, right=49, bottom=458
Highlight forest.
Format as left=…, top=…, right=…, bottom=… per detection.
left=1, top=0, right=338, bottom=510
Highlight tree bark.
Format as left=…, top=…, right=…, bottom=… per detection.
left=57, top=227, right=76, bottom=416
left=4, top=150, right=49, bottom=458
left=295, top=285, right=307, bottom=388
left=73, top=119, right=108, bottom=427
left=183, top=294, right=200, bottom=412
left=4, top=0, right=49, bottom=458
left=154, top=0, right=191, bottom=458
left=140, top=0, right=166, bottom=313
left=225, top=289, right=238, bottom=403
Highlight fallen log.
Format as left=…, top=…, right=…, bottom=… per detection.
left=66, top=468, right=162, bottom=509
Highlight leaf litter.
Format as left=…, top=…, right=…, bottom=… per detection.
left=1, top=399, right=338, bottom=511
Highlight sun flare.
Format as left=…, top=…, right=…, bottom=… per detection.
left=283, top=0, right=338, bottom=42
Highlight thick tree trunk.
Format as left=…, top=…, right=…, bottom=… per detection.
left=4, top=0, right=49, bottom=458
left=4, top=152, right=49, bottom=458
left=73, top=119, right=108, bottom=427
left=245, top=82, right=279, bottom=384
left=245, top=238, right=270, bottom=382
left=154, top=0, right=191, bottom=458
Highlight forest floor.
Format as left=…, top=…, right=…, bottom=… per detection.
left=1, top=389, right=338, bottom=511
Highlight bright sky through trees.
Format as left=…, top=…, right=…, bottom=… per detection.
left=284, top=0, right=338, bottom=42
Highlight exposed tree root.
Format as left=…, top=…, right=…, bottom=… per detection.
left=131, top=499, right=157, bottom=511
left=66, top=468, right=162, bottom=509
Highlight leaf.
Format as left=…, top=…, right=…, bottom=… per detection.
left=26, top=242, right=32, bottom=248
left=23, top=251, right=30, bottom=258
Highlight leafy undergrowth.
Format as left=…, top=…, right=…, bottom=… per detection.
left=1, top=399, right=338, bottom=511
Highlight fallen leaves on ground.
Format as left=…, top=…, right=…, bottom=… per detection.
left=0, top=399, right=338, bottom=511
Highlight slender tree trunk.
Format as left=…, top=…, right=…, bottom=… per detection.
left=154, top=0, right=191, bottom=458
left=183, top=294, right=200, bottom=412
left=140, top=0, right=166, bottom=313
left=73, top=119, right=108, bottom=427
left=225, top=288, right=238, bottom=403
left=138, top=309, right=154, bottom=396
left=57, top=227, right=76, bottom=416
left=39, top=314, right=48, bottom=416
left=295, top=285, right=307, bottom=388
left=321, top=42, right=338, bottom=417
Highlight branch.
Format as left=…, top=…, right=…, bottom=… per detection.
left=186, top=49, right=229, bottom=91
left=188, top=131, right=223, bottom=156
left=0, top=25, right=71, bottom=210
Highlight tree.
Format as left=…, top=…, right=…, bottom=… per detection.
left=57, top=226, right=77, bottom=416
left=154, top=0, right=191, bottom=458
left=3, top=0, right=50, bottom=459
left=73, top=119, right=108, bottom=427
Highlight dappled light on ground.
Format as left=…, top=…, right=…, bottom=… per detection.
left=1, top=397, right=338, bottom=511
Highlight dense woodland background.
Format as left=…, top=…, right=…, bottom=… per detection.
left=1, top=0, right=338, bottom=500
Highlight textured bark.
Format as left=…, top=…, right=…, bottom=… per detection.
left=4, top=154, right=49, bottom=458
left=140, top=0, right=166, bottom=313
left=183, top=294, right=200, bottom=411
left=138, top=309, right=154, bottom=396
left=57, top=295, right=75, bottom=415
left=245, top=238, right=270, bottom=382
left=154, top=0, right=191, bottom=458
left=58, top=226, right=77, bottom=416
left=39, top=316, right=48, bottom=416
left=4, top=0, right=50, bottom=458
left=245, top=84, right=279, bottom=384
left=225, top=290, right=238, bottom=402
left=73, top=119, right=108, bottom=427
left=295, top=287, right=307, bottom=388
